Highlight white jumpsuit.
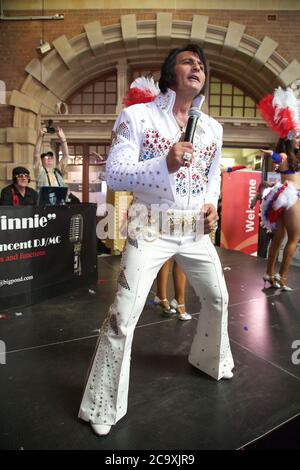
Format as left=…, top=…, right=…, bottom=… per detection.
left=79, top=89, right=234, bottom=426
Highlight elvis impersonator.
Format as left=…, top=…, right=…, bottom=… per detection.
left=79, top=44, right=234, bottom=436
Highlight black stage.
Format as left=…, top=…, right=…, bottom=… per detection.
left=1, top=248, right=300, bottom=450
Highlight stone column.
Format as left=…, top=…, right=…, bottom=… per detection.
left=116, top=58, right=128, bottom=114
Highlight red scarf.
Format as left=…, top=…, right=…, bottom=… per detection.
left=11, top=186, right=20, bottom=206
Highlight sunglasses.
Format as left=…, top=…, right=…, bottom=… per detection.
left=16, top=174, right=30, bottom=179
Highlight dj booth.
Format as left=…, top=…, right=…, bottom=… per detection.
left=0, top=203, right=97, bottom=308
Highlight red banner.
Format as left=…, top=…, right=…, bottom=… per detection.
left=220, top=171, right=261, bottom=255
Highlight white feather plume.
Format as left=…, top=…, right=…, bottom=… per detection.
left=260, top=182, right=299, bottom=232
left=130, top=76, right=160, bottom=96
left=273, top=183, right=298, bottom=211
left=272, top=86, right=299, bottom=125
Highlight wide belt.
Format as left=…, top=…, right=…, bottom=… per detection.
left=127, top=207, right=204, bottom=241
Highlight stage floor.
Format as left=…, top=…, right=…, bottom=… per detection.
left=1, top=248, right=300, bottom=450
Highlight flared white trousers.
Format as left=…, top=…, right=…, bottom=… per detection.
left=79, top=234, right=234, bottom=426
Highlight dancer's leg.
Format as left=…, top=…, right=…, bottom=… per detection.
left=280, top=201, right=300, bottom=278
left=173, top=260, right=186, bottom=306
left=156, top=259, right=172, bottom=309
left=266, top=219, right=286, bottom=276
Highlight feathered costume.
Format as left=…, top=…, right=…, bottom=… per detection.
left=122, top=76, right=160, bottom=107
left=258, top=86, right=300, bottom=232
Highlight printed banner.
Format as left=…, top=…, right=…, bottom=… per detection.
left=0, top=204, right=97, bottom=302
left=220, top=171, right=261, bottom=255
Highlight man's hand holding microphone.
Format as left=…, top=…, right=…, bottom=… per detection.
left=166, top=95, right=205, bottom=173
left=166, top=95, right=218, bottom=233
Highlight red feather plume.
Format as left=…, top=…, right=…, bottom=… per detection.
left=122, top=88, right=157, bottom=107
left=258, top=94, right=298, bottom=139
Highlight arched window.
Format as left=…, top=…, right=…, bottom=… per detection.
left=67, top=72, right=117, bottom=114
left=209, top=77, right=259, bottom=118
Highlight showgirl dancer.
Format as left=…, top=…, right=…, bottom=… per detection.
left=258, top=85, right=300, bottom=290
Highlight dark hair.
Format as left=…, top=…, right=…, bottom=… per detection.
left=275, top=138, right=300, bottom=172
left=40, top=151, right=54, bottom=159
left=12, top=166, right=30, bottom=184
left=159, top=44, right=208, bottom=95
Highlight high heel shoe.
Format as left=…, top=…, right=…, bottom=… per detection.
left=263, top=274, right=280, bottom=288
left=274, top=274, right=292, bottom=291
left=153, top=296, right=176, bottom=314
left=170, top=299, right=192, bottom=321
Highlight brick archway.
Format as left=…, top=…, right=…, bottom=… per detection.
left=4, top=13, right=300, bottom=183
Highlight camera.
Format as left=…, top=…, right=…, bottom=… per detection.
left=46, top=119, right=56, bottom=134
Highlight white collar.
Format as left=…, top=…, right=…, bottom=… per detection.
left=154, top=88, right=204, bottom=114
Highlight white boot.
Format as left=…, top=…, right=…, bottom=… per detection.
left=222, top=370, right=234, bottom=379
left=91, top=423, right=111, bottom=436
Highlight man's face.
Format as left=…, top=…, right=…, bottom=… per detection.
left=172, top=51, right=206, bottom=98
left=48, top=192, right=57, bottom=205
left=15, top=173, right=30, bottom=189
left=42, top=154, right=55, bottom=170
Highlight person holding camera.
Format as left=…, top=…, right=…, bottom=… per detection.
left=0, top=166, right=38, bottom=206
left=33, top=124, right=69, bottom=189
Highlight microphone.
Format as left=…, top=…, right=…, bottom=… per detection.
left=184, top=95, right=205, bottom=143
left=69, top=214, right=83, bottom=276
